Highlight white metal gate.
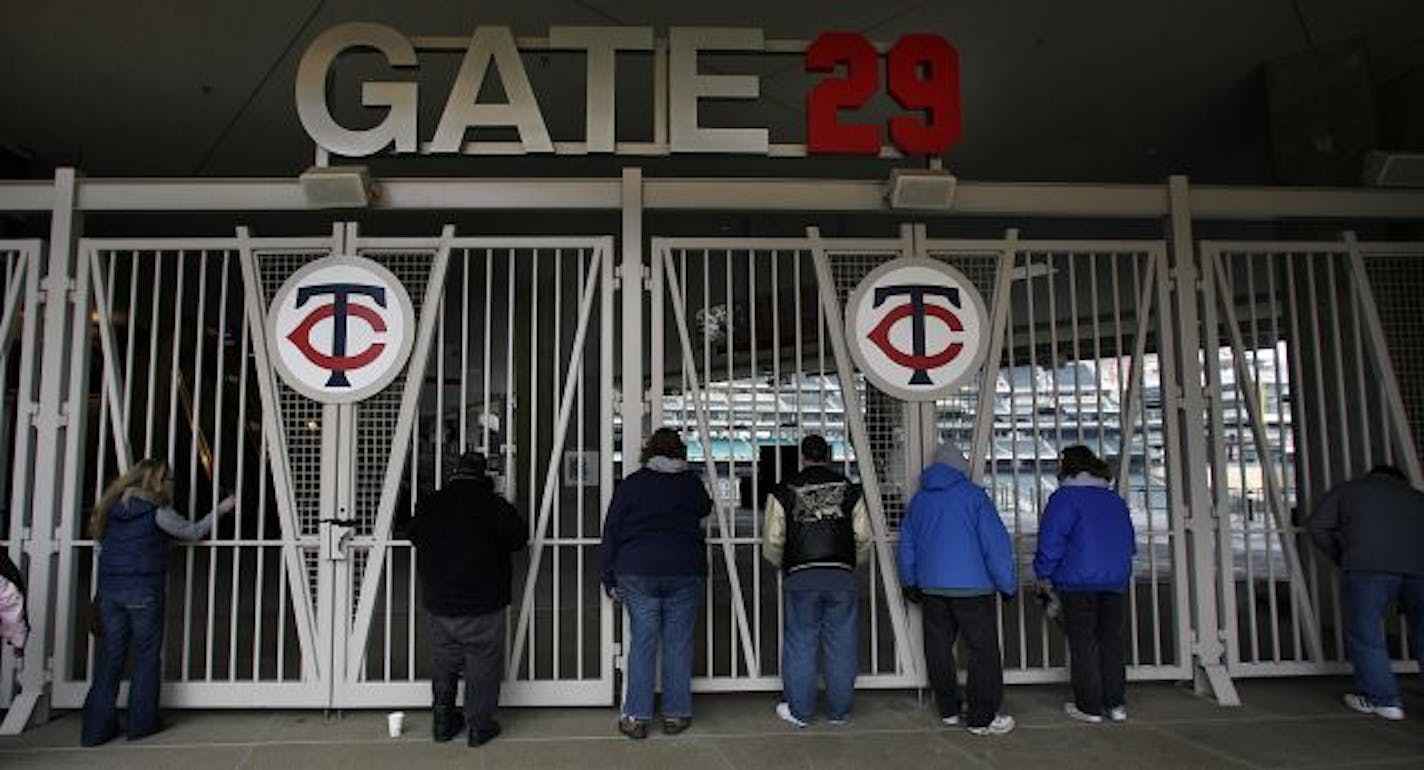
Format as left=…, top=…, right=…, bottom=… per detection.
left=1203, top=237, right=1424, bottom=678
left=44, top=227, right=616, bottom=710
left=649, top=227, right=1191, bottom=691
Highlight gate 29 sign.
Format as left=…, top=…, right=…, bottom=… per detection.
left=845, top=259, right=989, bottom=401
left=296, top=23, right=961, bottom=157
left=269, top=256, right=416, bottom=404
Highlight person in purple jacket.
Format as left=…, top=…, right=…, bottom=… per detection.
left=1033, top=445, right=1136, bottom=724
left=601, top=428, right=712, bottom=739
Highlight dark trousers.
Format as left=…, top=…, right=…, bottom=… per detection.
left=429, top=608, right=506, bottom=733
left=1061, top=591, right=1127, bottom=715
left=81, top=582, right=165, bottom=745
left=921, top=594, right=1003, bottom=728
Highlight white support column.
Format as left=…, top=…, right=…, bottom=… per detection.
left=2, top=169, right=81, bottom=733
left=620, top=168, right=645, bottom=470
left=1166, top=175, right=1239, bottom=706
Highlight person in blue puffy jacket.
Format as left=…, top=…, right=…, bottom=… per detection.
left=1033, top=445, right=1135, bottom=724
left=899, top=442, right=1017, bottom=736
left=81, top=459, right=235, bottom=746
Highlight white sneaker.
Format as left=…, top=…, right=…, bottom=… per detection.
left=940, top=714, right=960, bottom=726
left=827, top=718, right=848, bottom=726
left=1064, top=703, right=1104, bottom=723
left=1343, top=693, right=1405, bottom=721
left=966, top=714, right=1016, bottom=736
left=1107, top=706, right=1128, bottom=722
left=775, top=702, right=808, bottom=728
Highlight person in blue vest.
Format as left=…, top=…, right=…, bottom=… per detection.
left=763, top=433, right=871, bottom=727
left=601, top=428, right=711, bottom=739
left=899, top=442, right=1017, bottom=736
left=1033, top=445, right=1135, bottom=724
left=80, top=459, right=234, bottom=746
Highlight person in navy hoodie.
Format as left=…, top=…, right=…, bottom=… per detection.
left=601, top=428, right=712, bottom=739
left=81, top=459, right=235, bottom=746
left=1033, top=445, right=1135, bottom=724
left=899, top=442, right=1017, bottom=736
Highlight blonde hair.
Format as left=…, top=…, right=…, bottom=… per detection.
left=90, top=458, right=174, bottom=538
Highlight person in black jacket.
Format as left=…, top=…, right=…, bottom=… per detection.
left=763, top=434, right=870, bottom=727
left=409, top=452, right=528, bottom=746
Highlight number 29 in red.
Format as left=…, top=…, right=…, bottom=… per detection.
left=806, top=32, right=962, bottom=156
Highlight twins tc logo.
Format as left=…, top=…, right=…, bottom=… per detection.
left=287, top=283, right=389, bottom=387
left=866, top=285, right=965, bottom=385
left=269, top=256, right=415, bottom=404
left=846, top=259, right=989, bottom=401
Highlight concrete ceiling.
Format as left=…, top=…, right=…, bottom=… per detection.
left=2, top=0, right=1421, bottom=184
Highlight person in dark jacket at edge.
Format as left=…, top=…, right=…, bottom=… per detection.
left=1307, top=465, right=1424, bottom=721
left=1033, top=445, right=1136, bottom=724
left=899, top=442, right=1017, bottom=736
left=409, top=452, right=528, bottom=746
left=81, top=459, right=236, bottom=746
left=763, top=433, right=871, bottom=727
left=601, top=427, right=711, bottom=739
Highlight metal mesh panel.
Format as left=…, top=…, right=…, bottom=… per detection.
left=256, top=250, right=329, bottom=539
left=1363, top=251, right=1424, bottom=463
left=827, top=249, right=911, bottom=525
left=352, top=250, right=433, bottom=537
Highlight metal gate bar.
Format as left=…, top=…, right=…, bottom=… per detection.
left=0, top=243, right=38, bottom=710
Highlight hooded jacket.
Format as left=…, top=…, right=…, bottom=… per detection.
left=898, top=463, right=1016, bottom=595
left=600, top=457, right=712, bottom=589
left=1032, top=473, right=1136, bottom=592
left=1307, top=470, right=1424, bottom=575
left=410, top=475, right=528, bottom=617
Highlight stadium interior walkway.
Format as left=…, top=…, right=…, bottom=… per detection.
left=1, top=676, right=1421, bottom=768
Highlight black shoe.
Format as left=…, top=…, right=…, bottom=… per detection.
left=433, top=707, right=466, bottom=743
left=128, top=722, right=167, bottom=741
left=662, top=716, right=692, bottom=735
left=81, top=727, right=120, bottom=748
left=468, top=720, right=502, bottom=747
left=618, top=716, right=648, bottom=740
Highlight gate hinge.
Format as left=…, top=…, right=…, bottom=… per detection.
left=612, top=264, right=653, bottom=292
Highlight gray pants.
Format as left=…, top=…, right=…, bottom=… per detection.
left=429, top=608, right=506, bottom=732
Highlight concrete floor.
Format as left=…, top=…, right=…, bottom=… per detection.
left=1, top=677, right=1421, bottom=769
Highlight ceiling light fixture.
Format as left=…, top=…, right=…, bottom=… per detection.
left=886, top=168, right=957, bottom=211
left=299, top=164, right=374, bottom=208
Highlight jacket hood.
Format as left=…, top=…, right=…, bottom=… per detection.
left=110, top=493, right=158, bottom=522
left=645, top=456, right=688, bottom=473
left=920, top=462, right=971, bottom=490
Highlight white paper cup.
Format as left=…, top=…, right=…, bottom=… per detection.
left=387, top=711, right=405, bottom=738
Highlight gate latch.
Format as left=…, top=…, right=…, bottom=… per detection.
left=320, top=517, right=357, bottom=561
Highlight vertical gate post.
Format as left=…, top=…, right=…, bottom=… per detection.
left=620, top=168, right=645, bottom=464
left=1, top=169, right=82, bottom=733
left=1165, top=175, right=1240, bottom=705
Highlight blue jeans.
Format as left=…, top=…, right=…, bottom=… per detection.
left=1342, top=570, right=1424, bottom=707
left=618, top=574, right=704, bottom=720
left=82, top=581, right=166, bottom=745
left=781, top=588, right=859, bottom=722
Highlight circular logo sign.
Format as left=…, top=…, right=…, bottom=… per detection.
left=268, top=255, right=416, bottom=403
left=845, top=258, right=990, bottom=401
